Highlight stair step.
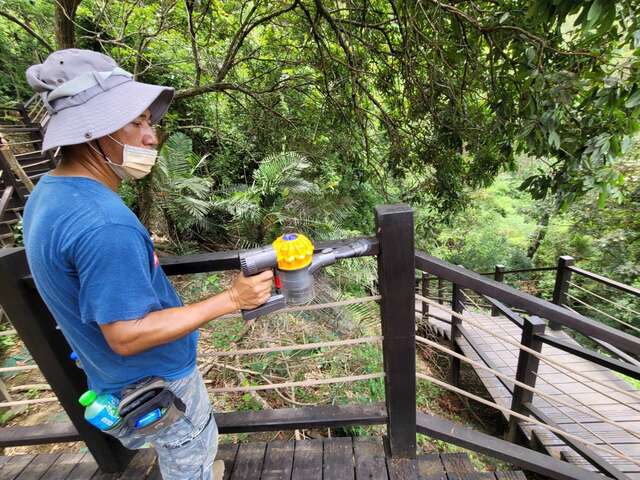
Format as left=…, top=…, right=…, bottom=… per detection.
left=21, top=158, right=50, bottom=169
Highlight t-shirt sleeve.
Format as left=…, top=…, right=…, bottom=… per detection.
left=74, top=224, right=161, bottom=325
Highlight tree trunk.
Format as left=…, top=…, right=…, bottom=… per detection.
left=54, top=0, right=82, bottom=49
left=527, top=208, right=551, bottom=259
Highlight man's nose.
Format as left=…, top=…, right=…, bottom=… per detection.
left=142, top=126, right=158, bottom=148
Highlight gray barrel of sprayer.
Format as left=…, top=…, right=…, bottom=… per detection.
left=279, top=268, right=314, bottom=305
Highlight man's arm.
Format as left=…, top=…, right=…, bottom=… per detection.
left=100, top=270, right=273, bottom=356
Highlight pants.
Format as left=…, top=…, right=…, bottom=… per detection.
left=105, top=368, right=218, bottom=479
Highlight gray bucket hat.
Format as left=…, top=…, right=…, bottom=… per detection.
left=26, top=49, right=174, bottom=152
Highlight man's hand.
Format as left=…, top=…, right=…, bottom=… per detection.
left=227, top=270, right=274, bottom=310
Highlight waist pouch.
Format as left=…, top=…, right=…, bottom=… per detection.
left=118, top=377, right=186, bottom=436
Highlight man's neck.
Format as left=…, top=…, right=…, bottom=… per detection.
left=51, top=149, right=121, bottom=192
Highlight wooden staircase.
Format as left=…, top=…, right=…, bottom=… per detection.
left=0, top=95, right=57, bottom=246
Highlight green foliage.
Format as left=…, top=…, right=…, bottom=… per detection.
left=212, top=150, right=327, bottom=247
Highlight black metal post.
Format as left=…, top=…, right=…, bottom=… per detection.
left=438, top=277, right=445, bottom=304
left=551, top=256, right=574, bottom=330
left=450, top=283, right=464, bottom=387
left=492, top=265, right=505, bottom=316
left=375, top=204, right=416, bottom=459
left=421, top=272, right=430, bottom=322
left=506, top=315, right=545, bottom=444
left=0, top=248, right=134, bottom=472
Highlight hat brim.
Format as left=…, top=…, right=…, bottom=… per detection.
left=41, top=80, right=174, bottom=152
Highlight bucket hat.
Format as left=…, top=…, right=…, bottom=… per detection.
left=26, top=49, right=174, bottom=153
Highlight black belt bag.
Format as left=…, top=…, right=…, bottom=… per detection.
left=118, top=377, right=186, bottom=435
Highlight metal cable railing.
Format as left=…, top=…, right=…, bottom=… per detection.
left=415, top=334, right=640, bottom=449
left=568, top=281, right=640, bottom=320
left=0, top=296, right=384, bottom=408
left=417, top=292, right=640, bottom=469
left=417, top=293, right=640, bottom=405
left=457, top=290, right=640, bottom=460
left=415, top=372, right=640, bottom=468
left=566, top=291, right=640, bottom=335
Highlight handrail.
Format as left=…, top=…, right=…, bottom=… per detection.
left=415, top=251, right=640, bottom=355
left=482, top=294, right=640, bottom=378
left=569, top=265, right=640, bottom=297
left=422, top=266, right=556, bottom=280
left=535, top=333, right=640, bottom=379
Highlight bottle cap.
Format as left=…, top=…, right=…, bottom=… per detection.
left=79, top=390, right=97, bottom=407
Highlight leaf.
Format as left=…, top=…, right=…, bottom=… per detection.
left=587, top=0, right=603, bottom=26
left=548, top=131, right=561, bottom=149
left=625, top=90, right=640, bottom=109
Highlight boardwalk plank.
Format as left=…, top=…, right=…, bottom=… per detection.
left=216, top=443, right=239, bottom=480
left=291, top=439, right=323, bottom=480
left=417, top=454, right=446, bottom=480
left=14, top=453, right=60, bottom=480
left=41, top=453, right=84, bottom=480
left=386, top=457, right=417, bottom=480
left=353, top=437, right=387, bottom=480
left=229, top=442, right=265, bottom=480
left=447, top=474, right=495, bottom=479
left=118, top=449, right=156, bottom=480
left=66, top=453, right=99, bottom=480
left=440, top=453, right=473, bottom=474
left=261, top=440, right=294, bottom=480
left=0, top=456, right=34, bottom=480
left=495, top=473, right=527, bottom=480
left=323, top=437, right=354, bottom=480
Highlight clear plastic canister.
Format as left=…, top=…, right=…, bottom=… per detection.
left=279, top=268, right=315, bottom=305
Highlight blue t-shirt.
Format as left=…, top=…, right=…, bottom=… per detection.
left=22, top=174, right=198, bottom=394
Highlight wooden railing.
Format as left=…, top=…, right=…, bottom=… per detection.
left=0, top=204, right=636, bottom=480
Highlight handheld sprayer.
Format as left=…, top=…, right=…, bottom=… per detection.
left=238, top=234, right=374, bottom=320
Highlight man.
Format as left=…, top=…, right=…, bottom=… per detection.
left=22, top=49, right=273, bottom=480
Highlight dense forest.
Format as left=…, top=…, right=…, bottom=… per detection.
left=1, top=0, right=638, bottom=332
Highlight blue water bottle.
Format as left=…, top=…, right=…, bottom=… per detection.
left=79, top=390, right=122, bottom=431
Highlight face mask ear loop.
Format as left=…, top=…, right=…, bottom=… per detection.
left=88, top=139, right=117, bottom=169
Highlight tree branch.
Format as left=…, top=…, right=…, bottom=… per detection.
left=0, top=10, right=53, bottom=52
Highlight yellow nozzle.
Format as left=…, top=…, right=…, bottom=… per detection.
left=272, top=233, right=314, bottom=271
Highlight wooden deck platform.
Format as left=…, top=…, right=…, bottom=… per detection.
left=424, top=304, right=640, bottom=479
left=0, top=437, right=526, bottom=479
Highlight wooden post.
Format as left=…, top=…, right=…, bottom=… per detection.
left=450, top=283, right=464, bottom=387
left=375, top=204, right=416, bottom=459
left=0, top=142, right=34, bottom=192
left=438, top=277, right=445, bottom=304
left=551, top=256, right=574, bottom=330
left=492, top=265, right=505, bottom=316
left=0, top=143, right=26, bottom=204
left=0, top=248, right=134, bottom=473
left=421, top=272, right=430, bottom=321
left=506, top=316, right=546, bottom=444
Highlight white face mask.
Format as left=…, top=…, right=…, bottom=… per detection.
left=90, top=136, right=158, bottom=180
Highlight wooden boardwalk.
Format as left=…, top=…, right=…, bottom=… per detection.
left=424, top=304, right=640, bottom=479
left=0, top=437, right=526, bottom=479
